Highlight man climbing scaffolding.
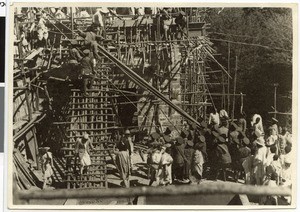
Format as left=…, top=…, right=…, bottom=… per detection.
left=77, top=23, right=104, bottom=60
left=80, top=49, right=96, bottom=96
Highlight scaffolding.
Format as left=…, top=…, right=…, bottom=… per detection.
left=13, top=7, right=245, bottom=190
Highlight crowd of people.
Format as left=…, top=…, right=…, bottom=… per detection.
left=41, top=107, right=291, bottom=204
left=111, top=108, right=292, bottom=205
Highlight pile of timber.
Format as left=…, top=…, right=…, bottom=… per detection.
left=13, top=149, right=39, bottom=190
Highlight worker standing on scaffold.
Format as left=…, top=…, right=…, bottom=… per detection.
left=77, top=23, right=104, bottom=60
left=80, top=49, right=95, bottom=96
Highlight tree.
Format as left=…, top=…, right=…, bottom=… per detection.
left=206, top=7, right=293, bottom=122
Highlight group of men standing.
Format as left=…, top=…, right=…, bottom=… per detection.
left=142, top=109, right=292, bottom=205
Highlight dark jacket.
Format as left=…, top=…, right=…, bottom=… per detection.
left=172, top=143, right=186, bottom=165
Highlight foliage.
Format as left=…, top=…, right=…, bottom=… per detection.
left=206, top=7, right=293, bottom=122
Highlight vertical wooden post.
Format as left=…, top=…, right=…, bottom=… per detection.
left=227, top=42, right=230, bottom=114
left=15, top=16, right=32, bottom=120
left=232, top=56, right=238, bottom=120
left=71, top=7, right=74, bottom=39
left=274, top=83, right=279, bottom=119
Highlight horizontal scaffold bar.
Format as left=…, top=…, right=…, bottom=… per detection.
left=16, top=182, right=291, bottom=200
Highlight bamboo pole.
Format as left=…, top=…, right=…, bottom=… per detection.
left=15, top=17, right=32, bottom=121
left=227, top=42, right=230, bottom=113
left=231, top=56, right=238, bottom=119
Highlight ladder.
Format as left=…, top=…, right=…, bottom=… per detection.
left=62, top=67, right=116, bottom=189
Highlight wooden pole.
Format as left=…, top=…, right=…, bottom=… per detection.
left=227, top=42, right=230, bottom=114
left=71, top=7, right=74, bottom=39
left=17, top=182, right=291, bottom=201
left=232, top=55, right=237, bottom=120
left=274, top=83, right=279, bottom=119
left=15, top=17, right=32, bottom=120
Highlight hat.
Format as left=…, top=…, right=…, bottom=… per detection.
left=200, top=121, right=207, bottom=128
left=272, top=117, right=278, bottom=123
left=186, top=140, right=194, bottom=147
left=191, top=122, right=197, bottom=130
left=83, top=133, right=89, bottom=139
left=70, top=39, right=79, bottom=46
left=163, top=134, right=171, bottom=143
left=83, top=49, right=90, bottom=55
left=218, top=135, right=226, bottom=143
left=151, top=132, right=160, bottom=140
left=198, top=135, right=206, bottom=143
left=242, top=137, right=250, bottom=145
left=124, top=129, right=131, bottom=135
left=181, top=129, right=189, bottom=138
left=255, top=137, right=265, bottom=146
left=176, top=136, right=184, bottom=145
left=163, top=143, right=172, bottom=148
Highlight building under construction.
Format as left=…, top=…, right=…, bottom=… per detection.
left=13, top=7, right=248, bottom=197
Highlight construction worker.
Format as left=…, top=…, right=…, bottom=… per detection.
left=40, top=147, right=54, bottom=189
left=74, top=133, right=95, bottom=175
left=68, top=40, right=82, bottom=73
left=80, top=49, right=95, bottom=96
left=175, top=10, right=187, bottom=40
left=77, top=24, right=104, bottom=60
left=92, top=7, right=109, bottom=36
left=114, top=129, right=133, bottom=188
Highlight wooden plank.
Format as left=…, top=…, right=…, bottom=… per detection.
left=25, top=48, right=44, bottom=60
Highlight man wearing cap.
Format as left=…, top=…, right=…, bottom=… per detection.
left=80, top=49, right=95, bottom=96
left=74, top=133, right=95, bottom=175
left=212, top=135, right=232, bottom=181
left=237, top=114, right=247, bottom=133
left=158, top=143, right=173, bottom=185
left=191, top=141, right=206, bottom=184
left=253, top=137, right=267, bottom=185
left=68, top=40, right=83, bottom=72
left=148, top=142, right=163, bottom=186
left=114, top=129, right=133, bottom=188
left=92, top=7, right=110, bottom=36
left=77, top=24, right=103, bottom=60
left=40, top=147, right=54, bottom=189
left=171, top=136, right=188, bottom=183
left=183, top=139, right=194, bottom=182
left=175, top=10, right=187, bottom=40
left=236, top=135, right=251, bottom=181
